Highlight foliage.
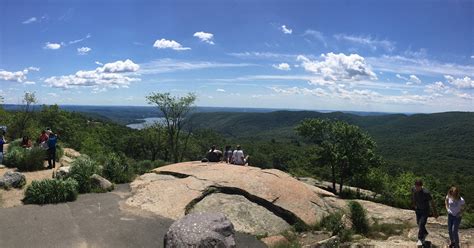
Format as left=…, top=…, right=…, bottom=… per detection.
left=368, top=221, right=410, bottom=239
left=134, top=159, right=167, bottom=175
left=296, top=118, right=380, bottom=194
left=23, top=178, right=79, bottom=204
left=68, top=155, right=100, bottom=193
left=460, top=212, right=474, bottom=229
left=146, top=92, right=197, bottom=163
left=4, top=145, right=46, bottom=171
left=348, top=201, right=369, bottom=235
left=319, top=211, right=344, bottom=236
left=101, top=153, right=135, bottom=183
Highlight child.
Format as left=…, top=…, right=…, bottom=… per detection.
left=445, top=186, right=465, bottom=248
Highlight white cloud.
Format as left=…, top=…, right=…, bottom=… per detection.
left=77, top=47, right=92, bottom=55
left=297, top=52, right=377, bottom=83
left=44, top=59, right=140, bottom=90
left=367, top=55, right=474, bottom=77
left=334, top=34, right=395, bottom=52
left=396, top=74, right=407, bottom=80
left=139, top=58, right=255, bottom=75
left=193, top=32, right=215, bottom=45
left=444, top=75, right=474, bottom=89
left=272, top=63, right=291, bottom=71
left=303, top=29, right=327, bottom=47
left=153, top=39, right=191, bottom=51
left=471, top=55, right=474, bottom=59
left=44, top=42, right=61, bottom=50
left=22, top=17, right=37, bottom=24
left=424, top=81, right=450, bottom=94
left=95, top=61, right=103, bottom=66
left=69, top=34, right=91, bottom=45
left=280, top=25, right=292, bottom=34
left=216, top=88, right=226, bottom=92
left=0, top=67, right=38, bottom=84
left=271, top=86, right=328, bottom=97
left=409, top=75, right=421, bottom=84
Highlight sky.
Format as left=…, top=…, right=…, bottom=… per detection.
left=0, top=0, right=473, bottom=113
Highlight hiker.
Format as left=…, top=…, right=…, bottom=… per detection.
left=38, top=130, right=49, bottom=149
left=223, top=145, right=233, bottom=164
left=206, top=145, right=222, bottom=162
left=47, top=132, right=58, bottom=169
left=445, top=186, right=465, bottom=248
left=21, top=136, right=32, bottom=149
left=412, top=179, right=438, bottom=246
left=231, top=145, right=249, bottom=166
left=0, top=130, right=5, bottom=165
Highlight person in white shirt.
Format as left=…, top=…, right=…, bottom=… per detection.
left=231, top=145, right=248, bottom=165
left=445, top=186, right=465, bottom=248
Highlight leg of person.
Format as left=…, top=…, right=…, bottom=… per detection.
left=47, top=149, right=53, bottom=169
left=453, top=215, right=461, bottom=248
left=419, top=211, right=429, bottom=241
left=52, top=148, right=56, bottom=169
left=448, top=214, right=455, bottom=246
left=0, top=152, right=3, bottom=165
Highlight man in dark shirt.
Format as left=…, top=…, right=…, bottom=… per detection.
left=412, top=179, right=438, bottom=245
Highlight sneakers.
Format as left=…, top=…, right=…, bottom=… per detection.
left=417, top=240, right=423, bottom=246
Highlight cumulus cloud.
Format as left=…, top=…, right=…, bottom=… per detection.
left=216, top=88, right=226, bottom=92
left=44, top=59, right=140, bottom=90
left=77, top=47, right=91, bottom=55
left=22, top=17, right=37, bottom=24
left=334, top=34, right=395, bottom=52
left=297, top=52, right=377, bottom=83
left=424, top=81, right=450, bottom=94
left=153, top=39, right=191, bottom=51
left=0, top=67, right=39, bottom=84
left=281, top=25, right=292, bottom=34
left=272, top=63, right=291, bottom=71
left=444, top=75, right=474, bottom=89
left=44, top=42, right=61, bottom=50
left=193, top=32, right=215, bottom=45
left=406, top=74, right=422, bottom=85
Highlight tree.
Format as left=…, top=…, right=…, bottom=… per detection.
left=11, top=92, right=38, bottom=138
left=296, top=118, right=379, bottom=194
left=146, top=92, right=197, bottom=163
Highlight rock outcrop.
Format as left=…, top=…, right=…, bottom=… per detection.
left=90, top=174, right=114, bottom=192
left=164, top=212, right=236, bottom=248
left=0, top=171, right=26, bottom=189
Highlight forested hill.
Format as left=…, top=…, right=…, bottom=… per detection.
left=188, top=111, right=474, bottom=176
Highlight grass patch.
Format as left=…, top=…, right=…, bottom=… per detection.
left=23, top=178, right=79, bottom=204
left=368, top=220, right=411, bottom=239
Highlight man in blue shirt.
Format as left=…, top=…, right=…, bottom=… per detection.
left=47, top=132, right=58, bottom=169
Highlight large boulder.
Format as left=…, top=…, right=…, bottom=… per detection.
left=164, top=212, right=236, bottom=248
left=126, top=162, right=337, bottom=226
left=90, top=174, right=113, bottom=192
left=54, top=166, right=71, bottom=180
left=0, top=171, right=26, bottom=189
left=189, top=193, right=291, bottom=235
left=63, top=148, right=81, bottom=159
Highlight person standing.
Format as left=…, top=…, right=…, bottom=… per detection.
left=0, top=130, right=6, bottom=165
left=223, top=145, right=233, bottom=164
left=412, top=179, right=438, bottom=246
left=47, top=132, right=58, bottom=169
left=445, top=186, right=465, bottom=248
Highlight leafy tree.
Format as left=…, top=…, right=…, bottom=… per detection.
left=10, top=92, right=38, bottom=138
left=296, top=119, right=379, bottom=194
left=146, top=92, right=197, bottom=163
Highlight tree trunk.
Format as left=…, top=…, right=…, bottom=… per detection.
left=331, top=164, right=337, bottom=194
left=339, top=161, right=344, bottom=195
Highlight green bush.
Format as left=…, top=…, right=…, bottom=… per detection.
left=69, top=155, right=100, bottom=193
left=102, top=153, right=135, bottom=183
left=4, top=146, right=47, bottom=171
left=348, top=201, right=369, bottom=235
left=23, top=178, right=79, bottom=204
left=461, top=212, right=474, bottom=229
left=134, top=159, right=167, bottom=175
left=319, top=211, right=344, bottom=236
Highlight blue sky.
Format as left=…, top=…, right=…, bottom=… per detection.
left=1, top=0, right=473, bottom=113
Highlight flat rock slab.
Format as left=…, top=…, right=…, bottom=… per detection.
left=127, top=162, right=336, bottom=227
left=0, top=184, right=265, bottom=248
left=190, top=193, right=291, bottom=235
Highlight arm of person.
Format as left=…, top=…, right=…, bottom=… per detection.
left=445, top=196, right=449, bottom=212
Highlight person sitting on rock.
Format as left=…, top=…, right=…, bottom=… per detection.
left=223, top=145, right=233, bottom=164
left=38, top=130, right=49, bottom=144
left=412, top=179, right=438, bottom=246
left=20, top=136, right=32, bottom=149
left=231, top=145, right=249, bottom=166
left=206, top=145, right=222, bottom=162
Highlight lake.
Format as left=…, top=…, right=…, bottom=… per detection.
left=126, top=117, right=166, bottom=130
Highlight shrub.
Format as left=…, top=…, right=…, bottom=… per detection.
left=461, top=212, right=474, bottom=229
left=69, top=155, right=100, bottom=193
left=4, top=146, right=47, bottom=171
left=319, top=211, right=344, bottom=236
left=369, top=220, right=409, bottom=239
left=102, top=153, right=135, bottom=183
left=348, top=201, right=369, bottom=235
left=134, top=159, right=167, bottom=175
left=23, top=178, right=79, bottom=204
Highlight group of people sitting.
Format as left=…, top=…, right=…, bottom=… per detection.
left=204, top=145, right=249, bottom=165
left=19, top=128, right=58, bottom=169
